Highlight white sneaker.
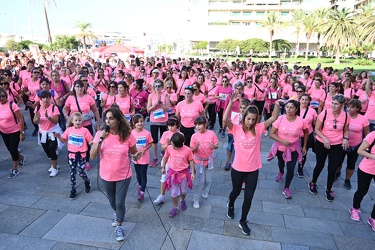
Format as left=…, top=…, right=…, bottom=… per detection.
left=49, top=168, right=58, bottom=177
left=193, top=199, right=200, bottom=209
left=202, top=193, right=208, bottom=199
left=153, top=194, right=165, bottom=204
left=264, top=131, right=269, bottom=137
left=48, top=165, right=60, bottom=172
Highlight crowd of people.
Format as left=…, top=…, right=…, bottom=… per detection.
left=0, top=50, right=375, bottom=240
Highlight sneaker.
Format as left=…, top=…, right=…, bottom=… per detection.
left=264, top=131, right=269, bottom=137
left=69, top=190, right=76, bottom=200
left=169, top=207, right=178, bottom=218
left=297, top=168, right=304, bottom=178
left=202, top=193, right=208, bottom=199
left=112, top=213, right=118, bottom=227
left=349, top=207, right=361, bottom=222
left=18, top=155, right=26, bottom=167
left=334, top=172, right=341, bottom=182
left=276, top=172, right=284, bottom=182
left=238, top=221, right=251, bottom=235
left=137, top=186, right=141, bottom=195
left=282, top=188, right=292, bottom=199
left=227, top=204, right=234, bottom=219
left=115, top=226, right=125, bottom=242
left=308, top=182, right=318, bottom=194
left=8, top=169, right=19, bottom=179
left=48, top=165, right=60, bottom=172
left=154, top=194, right=165, bottom=204
left=138, top=191, right=144, bottom=202
left=85, top=162, right=91, bottom=171
left=49, top=168, right=58, bottom=177
left=368, top=217, right=375, bottom=231
left=32, top=129, right=38, bottom=137
left=224, top=161, right=231, bottom=171
left=160, top=150, right=165, bottom=158
left=181, top=200, right=187, bottom=211
left=326, top=190, right=334, bottom=202
left=85, top=180, right=91, bottom=193
left=221, top=131, right=225, bottom=138
left=218, top=128, right=222, bottom=134
left=150, top=158, right=158, bottom=167
left=193, top=199, right=200, bottom=209
left=241, top=182, right=246, bottom=190
left=344, top=179, right=352, bottom=190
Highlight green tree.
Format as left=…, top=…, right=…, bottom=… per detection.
left=313, top=8, right=329, bottom=59
left=240, top=38, right=268, bottom=53
left=322, top=8, right=358, bottom=64
left=356, top=3, right=375, bottom=43
left=302, top=13, right=317, bottom=61
left=273, top=39, right=291, bottom=57
left=216, top=39, right=241, bottom=52
left=158, top=44, right=173, bottom=53
left=75, top=21, right=97, bottom=52
left=193, top=41, right=208, bottom=50
left=53, top=35, right=80, bottom=50
left=17, top=40, right=35, bottom=50
left=260, top=11, right=284, bottom=59
left=290, top=9, right=305, bottom=59
left=5, top=39, right=18, bottom=51
left=32, top=0, right=56, bottom=44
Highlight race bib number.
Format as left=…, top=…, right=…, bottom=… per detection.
left=136, top=136, right=147, bottom=148
left=219, top=93, right=228, bottom=101
left=153, top=109, right=165, bottom=119
left=269, top=92, right=277, bottom=99
left=125, top=114, right=131, bottom=121
left=68, top=133, right=84, bottom=146
left=310, top=101, right=319, bottom=108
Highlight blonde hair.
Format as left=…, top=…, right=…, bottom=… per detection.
left=67, top=112, right=82, bottom=127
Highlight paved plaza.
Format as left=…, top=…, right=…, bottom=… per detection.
left=0, top=110, right=375, bottom=250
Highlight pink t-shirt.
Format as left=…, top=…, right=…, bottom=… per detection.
left=176, top=78, right=192, bottom=96
left=160, top=130, right=183, bottom=146
left=34, top=104, right=60, bottom=131
left=355, top=89, right=368, bottom=113
left=163, top=145, right=194, bottom=172
left=190, top=130, right=219, bottom=163
left=358, top=131, right=375, bottom=175
left=24, top=79, right=40, bottom=102
left=320, top=93, right=333, bottom=111
left=244, top=85, right=256, bottom=99
left=228, top=123, right=266, bottom=172
left=316, top=109, right=351, bottom=145
left=343, top=88, right=355, bottom=100
left=207, top=86, right=218, bottom=104
left=364, top=92, right=375, bottom=120
left=131, top=129, right=153, bottom=164
left=93, top=131, right=137, bottom=181
left=272, top=115, right=307, bottom=151
left=192, top=93, right=207, bottom=104
left=149, top=92, right=168, bottom=123
left=115, top=94, right=132, bottom=119
left=130, top=89, right=149, bottom=114
left=308, top=88, right=325, bottom=108
left=102, top=93, right=117, bottom=111
left=300, top=107, right=318, bottom=134
left=215, top=86, right=232, bottom=109
left=176, top=100, right=204, bottom=128
left=348, top=114, right=369, bottom=147
left=0, top=100, right=20, bottom=134
left=65, top=95, right=95, bottom=127
left=61, top=126, right=93, bottom=159
left=254, top=82, right=266, bottom=101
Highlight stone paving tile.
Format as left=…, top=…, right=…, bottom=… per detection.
left=31, top=196, right=90, bottom=214
left=51, top=242, right=101, bottom=250
left=283, top=214, right=344, bottom=235
left=0, top=233, right=57, bottom=250
left=0, top=205, right=46, bottom=235
left=0, top=191, right=43, bottom=207
left=167, top=214, right=224, bottom=235
left=303, top=206, right=358, bottom=224
left=43, top=214, right=135, bottom=249
left=281, top=243, right=309, bottom=250
left=249, top=211, right=285, bottom=227
left=187, top=230, right=281, bottom=250
left=160, top=227, right=193, bottom=250
left=333, top=235, right=375, bottom=250
left=338, top=221, right=375, bottom=240
left=0, top=203, right=9, bottom=213
left=223, top=220, right=273, bottom=241
left=79, top=202, right=117, bottom=220
left=262, top=201, right=304, bottom=217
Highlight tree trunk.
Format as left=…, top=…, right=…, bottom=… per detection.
left=269, top=31, right=273, bottom=60
left=317, top=33, right=321, bottom=59
left=334, top=46, right=341, bottom=64
left=43, top=5, right=52, bottom=44
left=305, top=35, right=311, bottom=61
left=83, top=36, right=87, bottom=53
left=295, top=33, right=300, bottom=59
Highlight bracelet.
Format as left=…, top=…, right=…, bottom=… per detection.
left=343, top=137, right=349, bottom=140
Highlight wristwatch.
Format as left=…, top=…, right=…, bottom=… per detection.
left=20, top=131, right=25, bottom=134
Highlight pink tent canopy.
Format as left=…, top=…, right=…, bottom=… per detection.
left=92, top=44, right=144, bottom=54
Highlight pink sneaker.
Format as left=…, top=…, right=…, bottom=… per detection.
left=181, top=200, right=187, bottom=211
left=349, top=207, right=361, bottom=222
left=138, top=192, right=144, bottom=202
left=85, top=163, right=91, bottom=171
left=169, top=207, right=178, bottom=218
left=150, top=158, right=158, bottom=168
left=282, top=188, right=292, bottom=199
left=137, top=186, right=141, bottom=195
left=276, top=172, right=284, bottom=182
left=368, top=217, right=375, bottom=231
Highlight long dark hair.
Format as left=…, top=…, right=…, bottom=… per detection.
left=241, top=105, right=259, bottom=136
left=103, top=107, right=132, bottom=143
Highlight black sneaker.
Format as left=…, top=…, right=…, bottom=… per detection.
left=227, top=204, right=234, bottom=219
left=85, top=180, right=91, bottom=193
left=224, top=162, right=231, bottom=171
left=297, top=167, right=304, bottom=178
left=344, top=179, right=351, bottom=190
left=334, top=172, right=341, bottom=182
left=326, top=190, right=334, bottom=202
left=308, top=182, right=318, bottom=194
left=18, top=155, right=26, bottom=167
left=69, top=190, right=76, bottom=200
left=32, top=129, right=38, bottom=137
left=8, top=169, right=19, bottom=179
left=238, top=221, right=251, bottom=235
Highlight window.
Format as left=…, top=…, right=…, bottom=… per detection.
left=244, top=22, right=252, bottom=26
left=281, top=12, right=289, bottom=16
left=243, top=12, right=251, bottom=16
left=256, top=12, right=264, bottom=16
left=231, top=22, right=240, bottom=25
left=232, top=12, right=240, bottom=16
left=255, top=22, right=262, bottom=27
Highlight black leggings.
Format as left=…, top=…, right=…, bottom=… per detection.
left=1, top=131, right=20, bottom=161
left=229, top=168, right=259, bottom=222
left=29, top=103, right=38, bottom=130
left=207, top=103, right=216, bottom=128
left=218, top=108, right=224, bottom=129
left=180, top=125, right=195, bottom=147
left=277, top=150, right=298, bottom=189
left=353, top=168, right=375, bottom=219
left=299, top=132, right=315, bottom=168
left=84, top=124, right=94, bottom=162
left=254, top=100, right=265, bottom=116
left=312, top=140, right=344, bottom=191
left=40, top=133, right=58, bottom=161
left=339, top=144, right=360, bottom=170
left=134, top=164, right=148, bottom=192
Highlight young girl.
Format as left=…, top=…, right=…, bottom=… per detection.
left=154, top=116, right=181, bottom=204
left=162, top=133, right=195, bottom=217
left=190, top=116, right=218, bottom=209
left=131, top=114, right=153, bottom=202
left=54, top=112, right=93, bottom=200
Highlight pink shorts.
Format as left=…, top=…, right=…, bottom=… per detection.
left=170, top=177, right=187, bottom=198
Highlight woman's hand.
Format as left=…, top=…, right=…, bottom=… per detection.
left=191, top=172, right=195, bottom=181
left=20, top=133, right=25, bottom=142
left=161, top=167, right=166, bottom=175
left=302, top=146, right=307, bottom=156
left=281, top=139, right=290, bottom=146
left=342, top=139, right=349, bottom=150
left=323, top=138, right=331, bottom=149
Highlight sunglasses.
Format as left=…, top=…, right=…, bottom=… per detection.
left=185, top=86, right=193, bottom=89
left=333, top=119, right=337, bottom=129
left=81, top=80, right=88, bottom=82
left=33, top=72, right=40, bottom=74
left=154, top=84, right=162, bottom=88
left=222, top=80, right=228, bottom=83
left=166, top=86, right=172, bottom=89
left=109, top=85, right=116, bottom=88
left=247, top=80, right=252, bottom=83
left=296, top=90, right=303, bottom=93
left=194, top=89, right=198, bottom=91
left=0, top=95, right=6, bottom=98
left=211, top=79, right=216, bottom=82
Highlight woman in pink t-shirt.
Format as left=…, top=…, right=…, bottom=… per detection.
left=309, top=94, right=350, bottom=201
left=223, top=90, right=282, bottom=235
left=114, top=82, right=134, bottom=121
left=253, top=74, right=267, bottom=123
left=264, top=77, right=281, bottom=135
left=354, top=81, right=369, bottom=115
left=206, top=78, right=218, bottom=130
left=176, top=69, right=191, bottom=102
left=268, top=100, right=309, bottom=199
left=308, top=79, right=325, bottom=112
left=192, top=82, right=207, bottom=106
left=342, top=78, right=355, bottom=102
left=101, top=81, right=118, bottom=112
left=215, top=76, right=232, bottom=137
left=318, top=82, right=341, bottom=114
left=90, top=107, right=141, bottom=242
left=364, top=79, right=375, bottom=131
left=336, top=99, right=370, bottom=189
left=24, top=67, right=42, bottom=136
left=349, top=131, right=375, bottom=229
left=130, top=79, right=149, bottom=119
left=0, top=87, right=25, bottom=179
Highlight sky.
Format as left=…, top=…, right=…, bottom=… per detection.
left=0, top=0, right=188, bottom=40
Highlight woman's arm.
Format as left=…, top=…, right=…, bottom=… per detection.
left=365, top=78, right=372, bottom=97
left=223, top=95, right=235, bottom=130
left=302, top=128, right=309, bottom=155
left=363, top=125, right=370, bottom=138
left=90, top=130, right=107, bottom=159
left=15, top=110, right=25, bottom=141
left=189, top=159, right=195, bottom=181
left=263, top=100, right=281, bottom=128
left=90, top=104, right=101, bottom=130
left=357, top=140, right=375, bottom=160
left=314, top=118, right=330, bottom=149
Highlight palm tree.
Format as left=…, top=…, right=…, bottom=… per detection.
left=313, top=8, right=329, bottom=59
left=260, top=11, right=284, bottom=60
left=32, top=0, right=55, bottom=44
left=356, top=3, right=375, bottom=43
left=322, top=8, right=358, bottom=64
left=289, top=9, right=304, bottom=59
left=302, top=13, right=317, bottom=61
left=75, top=21, right=97, bottom=53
